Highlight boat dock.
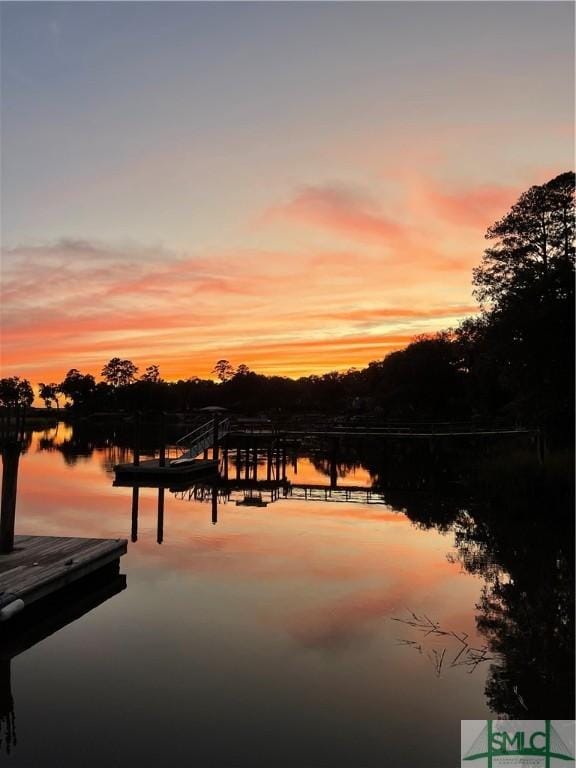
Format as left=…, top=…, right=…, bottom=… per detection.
left=0, top=535, right=127, bottom=622
left=0, top=406, right=129, bottom=624
left=114, top=458, right=218, bottom=483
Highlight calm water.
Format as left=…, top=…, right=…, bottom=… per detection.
left=1, top=424, right=572, bottom=767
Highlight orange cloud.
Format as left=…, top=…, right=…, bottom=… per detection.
left=1, top=227, right=478, bottom=384
left=5, top=170, right=514, bottom=385
left=415, top=181, right=520, bottom=229
left=309, top=304, right=477, bottom=323
left=266, top=184, right=409, bottom=246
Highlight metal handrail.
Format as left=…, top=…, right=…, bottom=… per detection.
left=174, top=418, right=231, bottom=452
left=175, top=420, right=213, bottom=446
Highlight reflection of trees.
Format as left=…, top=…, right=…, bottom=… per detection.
left=452, top=460, right=574, bottom=717
left=310, top=456, right=357, bottom=481
left=17, top=431, right=32, bottom=456
left=34, top=424, right=106, bottom=466
left=36, top=434, right=95, bottom=465
left=101, top=445, right=133, bottom=473
left=29, top=422, right=574, bottom=717
left=34, top=420, right=180, bottom=471
left=477, top=561, right=573, bottom=717
left=381, top=450, right=574, bottom=718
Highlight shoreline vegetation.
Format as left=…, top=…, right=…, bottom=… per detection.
left=2, top=173, right=574, bottom=448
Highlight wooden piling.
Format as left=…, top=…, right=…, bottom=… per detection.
left=275, top=439, right=281, bottom=480
left=131, top=487, right=139, bottom=542
left=0, top=445, right=20, bottom=555
left=211, top=487, right=218, bottom=525
left=235, top=447, right=241, bottom=480
left=266, top=444, right=272, bottom=481
left=157, top=488, right=164, bottom=544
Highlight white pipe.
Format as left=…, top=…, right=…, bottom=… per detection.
left=0, top=598, right=25, bottom=622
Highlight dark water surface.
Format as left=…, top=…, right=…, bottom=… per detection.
left=1, top=424, right=572, bottom=767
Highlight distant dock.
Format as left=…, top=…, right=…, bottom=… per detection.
left=114, top=458, right=218, bottom=484
left=0, top=535, right=127, bottom=622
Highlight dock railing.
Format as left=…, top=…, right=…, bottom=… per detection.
left=173, top=417, right=231, bottom=461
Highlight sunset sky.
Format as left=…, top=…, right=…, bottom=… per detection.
left=1, top=2, right=574, bottom=385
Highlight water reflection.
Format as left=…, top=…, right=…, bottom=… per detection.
left=0, top=565, right=126, bottom=756
left=112, top=433, right=573, bottom=719
left=28, top=423, right=576, bottom=727
left=371, top=448, right=575, bottom=719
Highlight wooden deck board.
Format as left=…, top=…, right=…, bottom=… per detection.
left=0, top=535, right=127, bottom=614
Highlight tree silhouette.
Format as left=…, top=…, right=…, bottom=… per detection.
left=59, top=369, right=96, bottom=408
left=473, top=171, right=574, bottom=309
left=38, top=382, right=60, bottom=410
left=101, top=358, right=138, bottom=388
left=468, top=172, right=575, bottom=435
left=0, top=377, right=34, bottom=408
left=212, top=359, right=235, bottom=383
left=140, top=365, right=162, bottom=383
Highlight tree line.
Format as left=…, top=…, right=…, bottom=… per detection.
left=1, top=172, right=573, bottom=441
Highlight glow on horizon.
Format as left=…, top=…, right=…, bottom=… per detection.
left=1, top=2, right=573, bottom=386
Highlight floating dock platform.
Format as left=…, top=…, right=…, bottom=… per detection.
left=114, top=458, right=218, bottom=485
left=0, top=535, right=127, bottom=622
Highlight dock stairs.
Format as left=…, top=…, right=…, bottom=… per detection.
left=171, top=417, right=231, bottom=465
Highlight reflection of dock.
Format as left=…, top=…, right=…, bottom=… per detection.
left=0, top=565, right=126, bottom=756
left=174, top=482, right=388, bottom=507
left=287, top=484, right=387, bottom=504
left=0, top=535, right=127, bottom=621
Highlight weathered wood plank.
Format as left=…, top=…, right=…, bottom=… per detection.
left=0, top=535, right=127, bottom=616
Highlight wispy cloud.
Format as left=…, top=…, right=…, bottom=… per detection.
left=265, top=183, right=409, bottom=246
left=5, top=170, right=527, bottom=382
left=413, top=181, right=520, bottom=229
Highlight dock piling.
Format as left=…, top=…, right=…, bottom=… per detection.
left=131, top=487, right=139, bottom=542
left=0, top=446, right=19, bottom=555
left=157, top=488, right=165, bottom=544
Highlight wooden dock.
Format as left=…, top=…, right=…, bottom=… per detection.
left=0, top=535, right=127, bottom=621
left=114, top=458, right=218, bottom=483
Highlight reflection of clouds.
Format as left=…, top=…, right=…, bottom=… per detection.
left=17, top=444, right=485, bottom=663
left=285, top=563, right=460, bottom=652
left=289, top=592, right=401, bottom=651
left=18, top=446, right=442, bottom=582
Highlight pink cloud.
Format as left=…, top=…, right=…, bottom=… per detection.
left=4, top=169, right=502, bottom=384
left=267, top=184, right=409, bottom=245
left=417, top=181, right=520, bottom=229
